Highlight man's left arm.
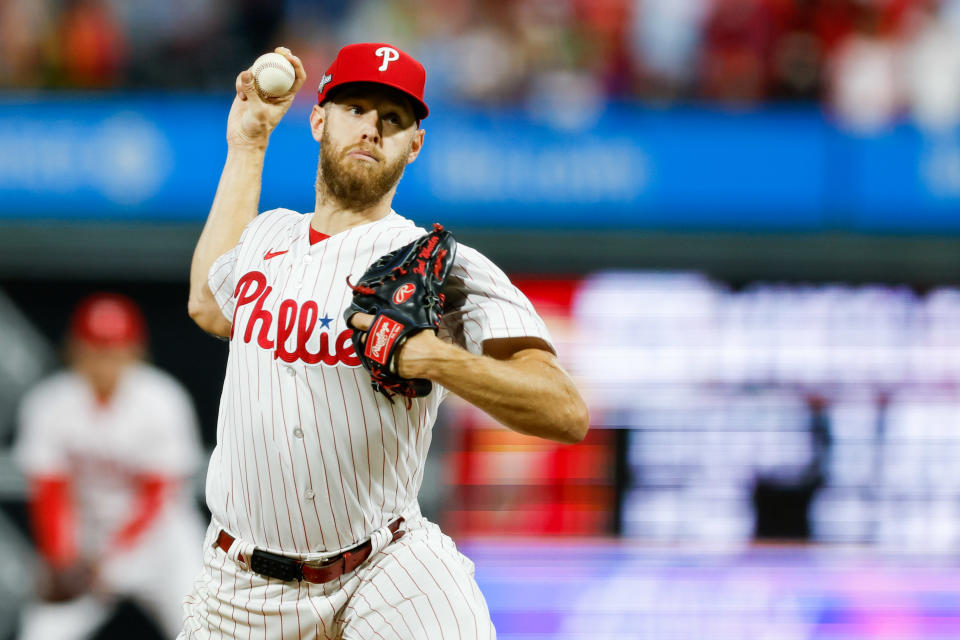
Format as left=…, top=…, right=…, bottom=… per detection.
left=350, top=316, right=588, bottom=443
left=409, top=334, right=589, bottom=443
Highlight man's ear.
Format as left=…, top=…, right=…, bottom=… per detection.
left=309, top=104, right=325, bottom=142
left=406, top=128, right=425, bottom=165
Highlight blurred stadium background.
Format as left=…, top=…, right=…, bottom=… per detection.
left=3, top=0, right=960, bottom=638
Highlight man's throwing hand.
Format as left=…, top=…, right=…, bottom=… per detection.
left=227, top=46, right=306, bottom=149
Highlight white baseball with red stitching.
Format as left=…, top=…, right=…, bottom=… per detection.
left=252, top=52, right=295, bottom=97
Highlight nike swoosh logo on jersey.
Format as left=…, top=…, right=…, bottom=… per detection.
left=264, top=249, right=288, bottom=260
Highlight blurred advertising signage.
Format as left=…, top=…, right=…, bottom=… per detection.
left=0, top=95, right=959, bottom=230
left=442, top=276, right=619, bottom=538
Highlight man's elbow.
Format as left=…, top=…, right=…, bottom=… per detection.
left=545, top=397, right=589, bottom=444
left=187, top=295, right=210, bottom=326
left=187, top=295, right=230, bottom=337
left=560, top=399, right=590, bottom=444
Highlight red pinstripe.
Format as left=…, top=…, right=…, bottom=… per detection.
left=460, top=262, right=510, bottom=342
left=277, top=574, right=285, bottom=640
left=388, top=397, right=404, bottom=514
left=225, top=349, right=242, bottom=535
left=303, top=584, right=331, bottom=640
left=410, top=549, right=464, bottom=640
left=245, top=571, right=252, bottom=640
left=397, top=397, right=417, bottom=500
left=301, top=366, right=346, bottom=547
left=250, top=350, right=270, bottom=543
left=362, top=579, right=417, bottom=638
left=273, top=358, right=314, bottom=549
left=295, top=581, right=303, bottom=640
left=343, top=601, right=390, bottom=640
left=230, top=558, right=239, bottom=639
left=352, top=591, right=407, bottom=638
left=424, top=544, right=484, bottom=637
left=277, top=249, right=340, bottom=549
left=331, top=367, right=364, bottom=513
left=259, top=574, right=270, bottom=640
left=394, top=557, right=446, bottom=637
left=292, top=368, right=336, bottom=545
left=273, top=285, right=309, bottom=551
left=319, top=239, right=363, bottom=528
left=381, top=569, right=429, bottom=636
left=257, top=377, right=286, bottom=547
left=213, top=544, right=228, bottom=637
left=343, top=233, right=377, bottom=530
left=302, top=235, right=353, bottom=545
left=240, top=351, right=260, bottom=536
left=267, top=360, right=298, bottom=549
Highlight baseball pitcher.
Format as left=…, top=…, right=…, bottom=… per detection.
left=184, top=43, right=589, bottom=639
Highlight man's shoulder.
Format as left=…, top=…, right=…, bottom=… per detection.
left=249, top=208, right=305, bottom=232
left=450, top=241, right=505, bottom=277
left=232, top=208, right=307, bottom=256
left=239, top=207, right=304, bottom=235
left=362, top=212, right=428, bottom=251
left=380, top=211, right=421, bottom=235
left=19, top=371, right=80, bottom=416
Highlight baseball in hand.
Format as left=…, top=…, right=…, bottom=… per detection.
left=252, top=52, right=296, bottom=98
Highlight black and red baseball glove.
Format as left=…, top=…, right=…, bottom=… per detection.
left=344, top=224, right=456, bottom=403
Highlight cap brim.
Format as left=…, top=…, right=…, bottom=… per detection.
left=321, top=80, right=428, bottom=120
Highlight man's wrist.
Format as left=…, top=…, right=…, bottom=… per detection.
left=227, top=140, right=269, bottom=154
left=398, top=331, right=454, bottom=379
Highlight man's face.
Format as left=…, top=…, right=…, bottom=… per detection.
left=313, top=85, right=424, bottom=209
left=69, top=340, right=141, bottom=397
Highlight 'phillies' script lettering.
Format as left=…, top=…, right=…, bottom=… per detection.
left=232, top=271, right=360, bottom=366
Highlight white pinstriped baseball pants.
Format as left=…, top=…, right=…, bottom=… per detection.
left=179, top=516, right=496, bottom=639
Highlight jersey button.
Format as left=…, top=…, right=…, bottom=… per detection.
left=303, top=489, right=315, bottom=501
left=293, top=427, right=304, bottom=438
left=285, top=366, right=296, bottom=377
left=303, top=254, right=313, bottom=264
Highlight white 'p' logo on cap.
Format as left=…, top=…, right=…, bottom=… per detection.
left=375, top=47, right=400, bottom=72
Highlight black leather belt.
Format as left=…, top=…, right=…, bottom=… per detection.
left=216, top=517, right=404, bottom=583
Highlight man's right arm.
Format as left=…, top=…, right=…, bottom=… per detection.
left=188, top=47, right=306, bottom=337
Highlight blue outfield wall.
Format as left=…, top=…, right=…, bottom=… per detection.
left=1, top=93, right=959, bottom=232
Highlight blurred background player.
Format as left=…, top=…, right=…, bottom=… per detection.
left=12, top=293, right=204, bottom=640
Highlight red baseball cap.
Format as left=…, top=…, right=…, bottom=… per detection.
left=69, top=293, right=146, bottom=347
left=317, top=43, right=429, bottom=119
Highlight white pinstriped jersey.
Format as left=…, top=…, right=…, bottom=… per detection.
left=207, top=208, right=551, bottom=555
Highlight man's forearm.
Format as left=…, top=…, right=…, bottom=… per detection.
left=189, top=49, right=306, bottom=334
left=188, top=146, right=266, bottom=332
left=402, top=338, right=589, bottom=443
left=190, top=146, right=265, bottom=294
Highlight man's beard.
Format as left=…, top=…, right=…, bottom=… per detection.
left=318, top=130, right=409, bottom=210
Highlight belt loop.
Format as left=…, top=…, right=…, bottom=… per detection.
left=228, top=537, right=254, bottom=572
left=368, top=517, right=404, bottom=559
left=342, top=550, right=356, bottom=574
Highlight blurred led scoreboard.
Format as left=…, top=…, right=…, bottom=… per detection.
left=441, top=278, right=619, bottom=537
left=445, top=272, right=960, bottom=552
